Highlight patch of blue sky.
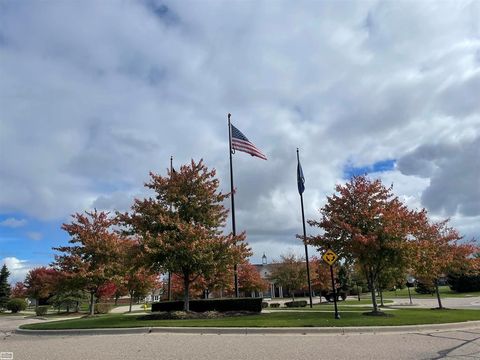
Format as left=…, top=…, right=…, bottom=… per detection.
left=343, top=159, right=396, bottom=179
left=0, top=213, right=68, bottom=266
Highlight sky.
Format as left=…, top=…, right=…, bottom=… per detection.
left=1, top=0, right=479, bottom=283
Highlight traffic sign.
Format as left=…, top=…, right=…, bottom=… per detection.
left=322, top=249, right=339, bottom=266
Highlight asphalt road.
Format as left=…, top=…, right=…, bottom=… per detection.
left=2, top=328, right=480, bottom=360
left=2, top=297, right=480, bottom=360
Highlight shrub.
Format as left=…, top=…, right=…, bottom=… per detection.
left=94, top=303, right=112, bottom=314
left=6, top=298, right=27, bottom=313
left=448, top=273, right=480, bottom=293
left=284, top=300, right=307, bottom=308
left=415, top=281, right=435, bottom=294
left=349, top=286, right=362, bottom=296
left=269, top=303, right=280, bottom=308
left=261, top=302, right=268, bottom=308
left=151, top=298, right=263, bottom=313
left=35, top=305, right=49, bottom=316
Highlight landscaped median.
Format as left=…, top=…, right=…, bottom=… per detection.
left=19, top=308, right=480, bottom=331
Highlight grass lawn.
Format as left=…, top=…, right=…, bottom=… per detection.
left=382, top=286, right=480, bottom=298
left=20, top=308, right=480, bottom=330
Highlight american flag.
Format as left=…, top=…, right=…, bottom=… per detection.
left=231, top=125, right=267, bottom=160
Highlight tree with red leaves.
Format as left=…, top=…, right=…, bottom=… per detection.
left=307, top=176, right=415, bottom=314
left=120, top=160, right=251, bottom=311
left=24, top=267, right=59, bottom=308
left=410, top=213, right=476, bottom=309
left=10, top=282, right=27, bottom=299
left=53, top=210, right=123, bottom=315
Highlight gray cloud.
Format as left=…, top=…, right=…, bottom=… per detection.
left=397, top=136, right=480, bottom=217
left=0, top=0, right=479, bottom=255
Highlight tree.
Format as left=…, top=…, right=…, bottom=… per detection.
left=268, top=254, right=307, bottom=301
left=0, top=264, right=11, bottom=309
left=307, top=176, right=415, bottom=314
left=10, top=282, right=27, bottom=299
left=238, top=262, right=268, bottom=296
left=410, top=214, right=475, bottom=309
left=120, top=238, right=158, bottom=312
left=120, top=160, right=251, bottom=311
left=53, top=210, right=123, bottom=315
left=310, top=256, right=332, bottom=302
left=24, top=267, right=58, bottom=309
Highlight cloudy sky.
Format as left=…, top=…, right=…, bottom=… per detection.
left=1, top=0, right=479, bottom=283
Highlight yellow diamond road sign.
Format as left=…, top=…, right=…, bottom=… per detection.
left=322, top=249, right=339, bottom=266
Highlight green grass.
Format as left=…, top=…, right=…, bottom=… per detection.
left=20, top=308, right=480, bottom=330
left=382, top=286, right=480, bottom=298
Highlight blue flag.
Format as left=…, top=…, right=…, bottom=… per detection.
left=297, top=159, right=305, bottom=195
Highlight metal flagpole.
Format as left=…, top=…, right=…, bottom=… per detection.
left=297, top=148, right=313, bottom=308
left=228, top=113, right=239, bottom=298
left=167, top=155, right=173, bottom=301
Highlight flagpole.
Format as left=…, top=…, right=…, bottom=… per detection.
left=167, top=155, right=173, bottom=301
left=297, top=148, right=313, bottom=308
left=228, top=113, right=239, bottom=298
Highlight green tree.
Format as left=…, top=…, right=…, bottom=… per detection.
left=0, top=264, right=11, bottom=309
left=268, top=254, right=307, bottom=301
left=119, top=160, right=251, bottom=311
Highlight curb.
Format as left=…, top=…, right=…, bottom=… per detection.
left=15, top=320, right=480, bottom=336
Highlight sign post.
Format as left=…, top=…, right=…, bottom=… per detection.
left=322, top=249, right=340, bottom=319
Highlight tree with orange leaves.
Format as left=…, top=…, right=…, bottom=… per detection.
left=238, top=262, right=268, bottom=295
left=409, top=213, right=475, bottom=309
left=307, top=176, right=415, bottom=314
left=53, top=210, right=123, bottom=315
left=120, top=160, right=251, bottom=311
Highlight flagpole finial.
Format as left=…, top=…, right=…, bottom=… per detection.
left=228, top=113, right=231, bottom=120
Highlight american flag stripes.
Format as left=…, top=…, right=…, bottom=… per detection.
left=230, top=124, right=267, bottom=160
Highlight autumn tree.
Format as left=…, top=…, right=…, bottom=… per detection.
left=238, top=262, right=268, bottom=296
left=119, top=160, right=251, bottom=311
left=53, top=210, right=123, bottom=315
left=309, top=256, right=332, bottom=302
left=409, top=214, right=475, bottom=309
left=307, top=176, right=415, bottom=314
left=120, top=239, right=158, bottom=312
left=0, top=265, right=11, bottom=309
left=268, top=254, right=307, bottom=301
left=24, top=267, right=58, bottom=309
left=10, top=282, right=27, bottom=299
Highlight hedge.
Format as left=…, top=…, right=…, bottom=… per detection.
left=284, top=300, right=307, bottom=308
left=152, top=298, right=263, bottom=313
left=448, top=273, right=480, bottom=293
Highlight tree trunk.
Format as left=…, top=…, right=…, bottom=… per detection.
left=368, top=276, right=379, bottom=313
left=379, top=288, right=384, bottom=307
left=435, top=280, right=443, bottom=309
left=89, top=291, right=95, bottom=316
left=183, top=272, right=190, bottom=311
left=115, top=295, right=119, bottom=306
left=129, top=292, right=133, bottom=313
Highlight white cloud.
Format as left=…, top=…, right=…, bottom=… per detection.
left=26, top=232, right=43, bottom=241
left=0, top=0, right=478, bottom=258
left=0, top=217, right=27, bottom=228
left=1, top=257, right=31, bottom=284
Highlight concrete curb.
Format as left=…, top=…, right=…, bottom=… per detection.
left=15, top=320, right=480, bottom=336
